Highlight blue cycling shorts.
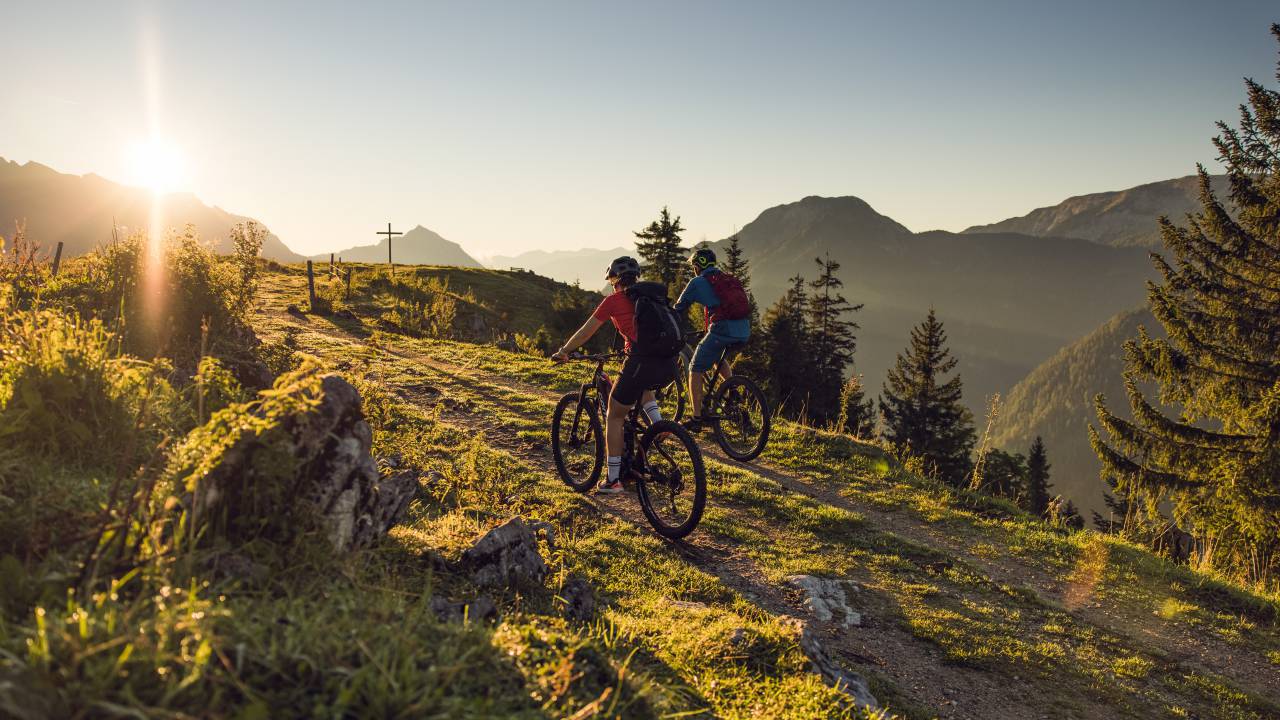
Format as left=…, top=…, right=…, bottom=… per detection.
left=691, top=331, right=747, bottom=373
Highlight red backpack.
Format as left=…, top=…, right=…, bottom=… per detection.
left=704, top=271, right=751, bottom=325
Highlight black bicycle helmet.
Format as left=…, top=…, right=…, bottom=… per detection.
left=689, top=247, right=716, bottom=270
left=605, top=255, right=641, bottom=279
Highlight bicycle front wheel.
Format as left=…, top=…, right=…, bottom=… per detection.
left=551, top=392, right=603, bottom=492
left=635, top=420, right=706, bottom=539
left=710, top=376, right=771, bottom=461
left=654, top=353, right=688, bottom=423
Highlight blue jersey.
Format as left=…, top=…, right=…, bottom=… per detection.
left=673, top=268, right=750, bottom=340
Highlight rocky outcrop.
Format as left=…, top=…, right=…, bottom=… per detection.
left=461, top=517, right=549, bottom=589
left=168, top=371, right=418, bottom=553
left=786, top=575, right=863, bottom=628
left=796, top=622, right=878, bottom=710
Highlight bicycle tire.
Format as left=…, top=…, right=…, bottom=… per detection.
left=710, top=375, right=771, bottom=462
left=635, top=420, right=706, bottom=539
left=551, top=392, right=603, bottom=492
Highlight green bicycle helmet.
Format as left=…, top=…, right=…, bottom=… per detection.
left=689, top=247, right=717, bottom=270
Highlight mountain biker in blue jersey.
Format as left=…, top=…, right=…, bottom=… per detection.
left=673, top=248, right=752, bottom=431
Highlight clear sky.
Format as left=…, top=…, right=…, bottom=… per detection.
left=3, top=1, right=1277, bottom=257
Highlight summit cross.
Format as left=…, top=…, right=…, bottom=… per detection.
left=377, top=222, right=403, bottom=273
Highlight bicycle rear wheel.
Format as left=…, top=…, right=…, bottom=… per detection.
left=551, top=392, right=603, bottom=492
left=635, top=420, right=706, bottom=539
left=710, top=376, right=771, bottom=461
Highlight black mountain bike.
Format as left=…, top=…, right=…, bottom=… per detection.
left=550, top=351, right=707, bottom=539
left=656, top=332, right=771, bottom=462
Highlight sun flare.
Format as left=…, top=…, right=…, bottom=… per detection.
left=125, top=137, right=185, bottom=194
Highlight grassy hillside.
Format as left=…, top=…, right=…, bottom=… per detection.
left=2, top=258, right=1278, bottom=718
left=285, top=260, right=601, bottom=343
left=251, top=266, right=1280, bottom=718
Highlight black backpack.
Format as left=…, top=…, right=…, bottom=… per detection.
left=625, top=281, right=684, bottom=357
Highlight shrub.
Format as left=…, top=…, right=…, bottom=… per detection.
left=0, top=298, right=176, bottom=561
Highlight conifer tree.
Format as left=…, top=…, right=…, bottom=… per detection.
left=975, top=449, right=1026, bottom=501
left=805, top=253, right=863, bottom=423
left=760, top=274, right=814, bottom=416
left=1025, top=436, right=1052, bottom=517
left=1090, top=25, right=1280, bottom=585
left=723, top=234, right=769, bottom=379
left=879, top=309, right=975, bottom=485
left=634, top=207, right=687, bottom=291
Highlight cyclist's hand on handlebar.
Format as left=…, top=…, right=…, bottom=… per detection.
left=550, top=349, right=570, bottom=364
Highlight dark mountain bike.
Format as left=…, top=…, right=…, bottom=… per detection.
left=550, top=351, right=707, bottom=539
left=656, top=332, right=771, bottom=462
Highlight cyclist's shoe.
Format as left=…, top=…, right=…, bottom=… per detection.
left=595, top=477, right=625, bottom=495
left=683, top=416, right=706, bottom=434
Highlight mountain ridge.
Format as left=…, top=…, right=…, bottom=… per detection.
left=962, top=174, right=1229, bottom=248
left=0, top=157, right=303, bottom=262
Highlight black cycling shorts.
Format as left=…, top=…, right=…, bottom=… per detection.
left=610, top=355, right=678, bottom=407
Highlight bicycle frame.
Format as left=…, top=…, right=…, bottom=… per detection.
left=571, top=353, right=645, bottom=474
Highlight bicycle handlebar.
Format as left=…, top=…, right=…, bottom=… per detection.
left=557, top=351, right=623, bottom=362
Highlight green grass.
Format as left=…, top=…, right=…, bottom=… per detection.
left=5, top=262, right=1280, bottom=719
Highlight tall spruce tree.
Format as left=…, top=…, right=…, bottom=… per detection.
left=805, top=254, right=863, bottom=423
left=634, top=207, right=687, bottom=291
left=760, top=274, right=814, bottom=416
left=1090, top=25, right=1280, bottom=585
left=1025, top=436, right=1052, bottom=518
left=879, top=309, right=975, bottom=485
left=723, top=234, right=770, bottom=379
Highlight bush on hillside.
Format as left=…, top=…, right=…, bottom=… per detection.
left=45, top=226, right=266, bottom=385
left=0, top=298, right=177, bottom=562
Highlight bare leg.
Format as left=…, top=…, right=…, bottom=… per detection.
left=689, top=368, right=705, bottom=418
left=606, top=395, right=629, bottom=458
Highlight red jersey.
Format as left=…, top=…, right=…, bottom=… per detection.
left=593, top=290, right=636, bottom=349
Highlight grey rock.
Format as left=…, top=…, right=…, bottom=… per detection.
left=462, top=517, right=548, bottom=589
left=560, top=577, right=595, bottom=621
left=187, top=373, right=418, bottom=553
left=795, top=620, right=879, bottom=709
left=431, top=594, right=498, bottom=623
left=786, top=575, right=863, bottom=628
left=728, top=627, right=748, bottom=646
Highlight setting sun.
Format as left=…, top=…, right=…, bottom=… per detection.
left=125, top=137, right=185, bottom=193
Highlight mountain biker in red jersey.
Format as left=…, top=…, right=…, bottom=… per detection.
left=551, top=256, right=679, bottom=494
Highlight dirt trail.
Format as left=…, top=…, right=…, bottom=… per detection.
left=267, top=307, right=1278, bottom=718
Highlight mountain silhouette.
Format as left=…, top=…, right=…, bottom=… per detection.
left=963, top=174, right=1228, bottom=248
left=315, top=225, right=481, bottom=267
left=490, top=246, right=630, bottom=288
left=708, top=195, right=1156, bottom=416
left=0, top=157, right=302, bottom=262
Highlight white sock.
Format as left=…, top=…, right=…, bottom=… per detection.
left=642, top=400, right=662, bottom=424
left=607, top=456, right=621, bottom=482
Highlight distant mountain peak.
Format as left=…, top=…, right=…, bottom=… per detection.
left=964, top=174, right=1229, bottom=248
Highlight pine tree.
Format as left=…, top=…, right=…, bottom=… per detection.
left=1090, top=25, right=1280, bottom=586
left=975, top=449, right=1026, bottom=501
left=723, top=233, right=769, bottom=380
left=1025, top=436, right=1052, bottom=517
left=760, top=274, right=814, bottom=416
left=634, top=207, right=687, bottom=291
left=879, top=309, right=975, bottom=486
left=805, top=253, right=863, bottom=423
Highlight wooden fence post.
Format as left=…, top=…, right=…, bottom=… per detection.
left=306, top=260, right=317, bottom=309
left=51, top=241, right=64, bottom=276
left=345, top=267, right=353, bottom=298
left=330, top=253, right=335, bottom=277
